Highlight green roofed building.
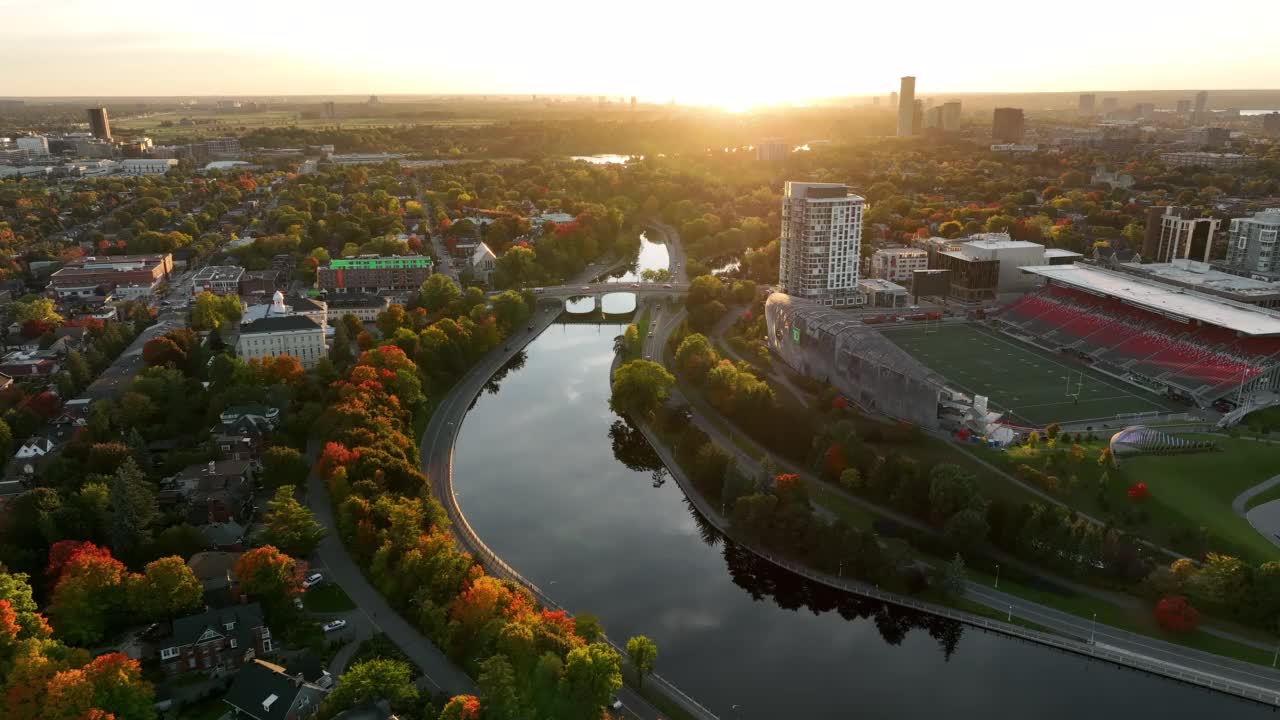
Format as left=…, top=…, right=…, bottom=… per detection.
left=318, top=254, right=433, bottom=293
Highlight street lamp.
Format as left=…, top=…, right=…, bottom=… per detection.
left=994, top=563, right=1000, bottom=590
left=1007, top=605, right=1012, bottom=622
left=838, top=560, right=844, bottom=578
left=1089, top=612, right=1097, bottom=645
left=1273, top=643, right=1279, bottom=669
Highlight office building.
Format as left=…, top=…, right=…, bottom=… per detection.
left=121, top=158, right=179, bottom=175
left=1135, top=103, right=1156, bottom=120
left=203, top=137, right=241, bottom=155
left=1159, top=151, right=1252, bottom=170
left=86, top=107, right=111, bottom=140
left=992, top=107, right=1025, bottom=143
left=15, top=136, right=48, bottom=156
left=870, top=247, right=928, bottom=283
left=897, top=77, right=916, bottom=137
left=317, top=255, right=433, bottom=293
left=1102, top=97, right=1119, bottom=113
left=48, top=253, right=173, bottom=299
left=927, top=234, right=1077, bottom=301
left=1194, top=90, right=1209, bottom=123
left=237, top=315, right=326, bottom=369
left=192, top=265, right=246, bottom=296
left=1143, top=206, right=1221, bottom=264
left=756, top=138, right=789, bottom=162
left=940, top=101, right=961, bottom=132
left=1176, top=99, right=1192, bottom=115
left=1078, top=94, right=1096, bottom=117
left=889, top=91, right=898, bottom=110
left=779, top=182, right=864, bottom=306
left=1225, top=208, right=1280, bottom=276
left=1262, top=113, right=1280, bottom=138
left=1187, top=127, right=1230, bottom=148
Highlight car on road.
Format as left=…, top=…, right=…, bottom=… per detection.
left=581, top=285, right=591, bottom=291
left=630, top=283, right=640, bottom=288
left=663, top=283, right=672, bottom=288
left=321, top=619, right=347, bottom=633
left=610, top=697, right=623, bottom=711
left=303, top=572, right=324, bottom=589
left=533, top=288, right=543, bottom=294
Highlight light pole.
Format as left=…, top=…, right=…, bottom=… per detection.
left=1089, top=612, right=1097, bottom=645
left=994, top=563, right=1000, bottom=590
left=838, top=560, right=844, bottom=578
left=1273, top=643, right=1278, bottom=669
left=1007, top=604, right=1012, bottom=623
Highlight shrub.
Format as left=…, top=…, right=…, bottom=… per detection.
left=1154, top=595, right=1199, bottom=633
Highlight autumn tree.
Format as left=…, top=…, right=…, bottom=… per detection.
left=625, top=635, right=658, bottom=689
left=322, top=658, right=419, bottom=716
left=438, top=695, right=482, bottom=720
left=1154, top=595, right=1199, bottom=633
left=420, top=274, right=461, bottom=313
left=48, top=543, right=130, bottom=645
left=234, top=546, right=305, bottom=617
left=560, top=643, right=622, bottom=717
left=262, top=487, right=327, bottom=558
left=128, top=557, right=202, bottom=621
left=261, top=445, right=309, bottom=488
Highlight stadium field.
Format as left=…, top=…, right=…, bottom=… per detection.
left=879, top=322, right=1176, bottom=426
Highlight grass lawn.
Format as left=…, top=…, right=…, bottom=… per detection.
left=113, top=110, right=493, bottom=142
left=1246, top=482, right=1280, bottom=512
left=880, top=323, right=1175, bottom=425
left=304, top=584, right=356, bottom=613
left=979, top=434, right=1280, bottom=563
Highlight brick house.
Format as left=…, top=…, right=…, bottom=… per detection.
left=158, top=602, right=272, bottom=677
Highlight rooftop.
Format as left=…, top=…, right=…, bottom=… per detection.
left=1122, top=260, right=1280, bottom=297
left=327, top=255, right=431, bottom=270
left=1232, top=208, right=1280, bottom=227
left=1020, top=264, right=1280, bottom=336
left=192, top=265, right=245, bottom=281
left=241, top=315, right=324, bottom=334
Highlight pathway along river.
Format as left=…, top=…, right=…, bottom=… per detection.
left=452, top=238, right=1264, bottom=718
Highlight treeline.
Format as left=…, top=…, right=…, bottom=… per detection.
left=318, top=299, right=634, bottom=719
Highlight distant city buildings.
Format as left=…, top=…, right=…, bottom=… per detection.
left=48, top=253, right=173, bottom=300
left=1102, top=97, right=1119, bottom=114
left=992, top=107, right=1025, bottom=143
left=121, top=158, right=178, bottom=175
left=1262, top=113, right=1280, bottom=138
left=1177, top=99, right=1192, bottom=115
left=1225, top=208, right=1280, bottom=277
left=1186, top=127, right=1231, bottom=148
left=1078, top=93, right=1096, bottom=117
left=1194, top=90, right=1209, bottom=124
left=86, top=107, right=111, bottom=140
left=1159, top=151, right=1253, bottom=170
left=755, top=138, right=789, bottom=162
left=1134, top=102, right=1155, bottom=120
left=15, top=136, right=48, bottom=156
left=779, top=182, right=864, bottom=306
left=897, top=76, right=916, bottom=138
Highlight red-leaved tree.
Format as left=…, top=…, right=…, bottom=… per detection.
left=1154, top=595, right=1199, bottom=633
left=1127, top=482, right=1149, bottom=502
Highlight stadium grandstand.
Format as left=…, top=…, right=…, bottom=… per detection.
left=996, top=264, right=1280, bottom=411
left=765, top=293, right=953, bottom=429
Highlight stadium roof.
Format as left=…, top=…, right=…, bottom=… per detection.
left=1020, top=264, right=1280, bottom=336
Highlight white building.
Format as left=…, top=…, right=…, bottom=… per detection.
left=15, top=437, right=54, bottom=460
left=236, top=313, right=326, bottom=369
left=870, top=247, right=928, bottom=283
left=468, top=242, right=497, bottom=285
left=121, top=158, right=179, bottom=175
left=1226, top=208, right=1280, bottom=277
left=241, top=291, right=328, bottom=328
left=954, top=234, right=1054, bottom=294
left=15, top=136, right=48, bottom=156
left=779, top=182, right=864, bottom=306
left=1159, top=152, right=1252, bottom=170
left=192, top=265, right=245, bottom=296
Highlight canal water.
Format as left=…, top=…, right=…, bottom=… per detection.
left=451, top=326, right=1266, bottom=719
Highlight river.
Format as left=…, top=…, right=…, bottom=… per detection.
left=449, top=237, right=1265, bottom=719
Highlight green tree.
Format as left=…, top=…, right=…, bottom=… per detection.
left=492, top=246, right=540, bottom=289
left=261, top=445, right=309, bottom=487
left=262, top=487, right=326, bottom=558
left=927, top=464, right=980, bottom=525
left=625, top=635, right=658, bottom=689
left=420, top=274, right=462, bottom=312
left=190, top=291, right=242, bottom=331
left=11, top=296, right=63, bottom=326
left=573, top=613, right=604, bottom=643
left=940, top=553, right=967, bottom=599
left=675, top=333, right=718, bottom=381
left=560, top=643, right=622, bottom=717
left=129, top=556, right=202, bottom=620
left=322, top=658, right=419, bottom=715
left=609, top=360, right=674, bottom=419
left=477, top=654, right=520, bottom=720
left=108, top=458, right=157, bottom=559
left=0, top=417, right=12, bottom=460
left=490, top=290, right=531, bottom=332
left=943, top=508, right=989, bottom=552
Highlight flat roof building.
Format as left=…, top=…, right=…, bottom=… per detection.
left=870, top=247, right=928, bottom=284
left=1115, top=259, right=1280, bottom=309
left=192, top=265, right=246, bottom=296
left=992, top=107, right=1024, bottom=143
left=86, top=107, right=111, bottom=140
left=1159, top=151, right=1253, bottom=170
left=779, top=182, right=864, bottom=307
left=317, top=255, right=433, bottom=293
left=48, top=253, right=173, bottom=299
left=897, top=77, right=916, bottom=138
left=1225, top=208, right=1280, bottom=278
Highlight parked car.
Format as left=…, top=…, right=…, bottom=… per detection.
left=321, top=619, right=347, bottom=633
left=581, top=285, right=591, bottom=291
left=663, top=283, right=672, bottom=288
left=303, top=572, right=324, bottom=589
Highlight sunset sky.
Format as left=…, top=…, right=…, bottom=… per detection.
left=4, top=0, right=1278, bottom=106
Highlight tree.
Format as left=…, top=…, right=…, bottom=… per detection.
left=927, top=464, right=980, bottom=526
left=609, top=360, right=674, bottom=419
left=261, top=446, right=309, bottom=488
left=0, top=418, right=12, bottom=460
left=141, top=336, right=185, bottom=367
left=943, top=508, right=989, bottom=552
left=675, top=333, right=717, bottom=381
left=128, top=557, right=201, bottom=620
left=573, top=613, right=604, bottom=643
left=11, top=296, right=63, bottom=327
left=48, top=543, right=129, bottom=645
left=1154, top=595, right=1199, bottom=633
left=560, top=643, right=622, bottom=716
left=438, top=695, right=482, bottom=720
left=262, top=487, right=326, bottom=557
left=477, top=654, right=519, bottom=719
left=940, top=553, right=966, bottom=599
left=323, top=658, right=419, bottom=715
left=625, top=635, right=658, bottom=689
left=234, top=546, right=305, bottom=615
left=190, top=291, right=242, bottom=331
left=420, top=274, right=462, bottom=312
left=492, top=246, right=540, bottom=288
left=107, top=459, right=156, bottom=560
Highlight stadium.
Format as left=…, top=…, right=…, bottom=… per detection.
left=765, top=262, right=1280, bottom=432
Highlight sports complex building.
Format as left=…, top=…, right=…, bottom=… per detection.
left=766, top=262, right=1280, bottom=431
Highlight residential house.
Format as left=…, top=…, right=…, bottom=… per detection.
left=186, top=551, right=244, bottom=607
left=15, top=437, right=54, bottom=459
left=223, top=659, right=327, bottom=720
left=212, top=415, right=272, bottom=461
left=159, top=459, right=255, bottom=549
left=158, top=603, right=272, bottom=677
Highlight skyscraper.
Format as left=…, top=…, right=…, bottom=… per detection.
left=86, top=107, right=111, bottom=140
left=779, top=182, right=864, bottom=307
left=1101, top=97, right=1118, bottom=114
left=992, top=108, right=1025, bottom=143
left=941, top=101, right=962, bottom=132
left=1176, top=99, right=1192, bottom=115
left=1226, top=209, right=1280, bottom=275
left=1142, top=206, right=1220, bottom=264
left=1195, top=91, right=1209, bottom=123
left=897, top=76, right=916, bottom=137
left=1078, top=94, right=1096, bottom=117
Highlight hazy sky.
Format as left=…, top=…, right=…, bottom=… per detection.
left=4, top=0, right=1278, bottom=106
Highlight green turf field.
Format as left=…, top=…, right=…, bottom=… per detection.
left=880, top=323, right=1174, bottom=425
